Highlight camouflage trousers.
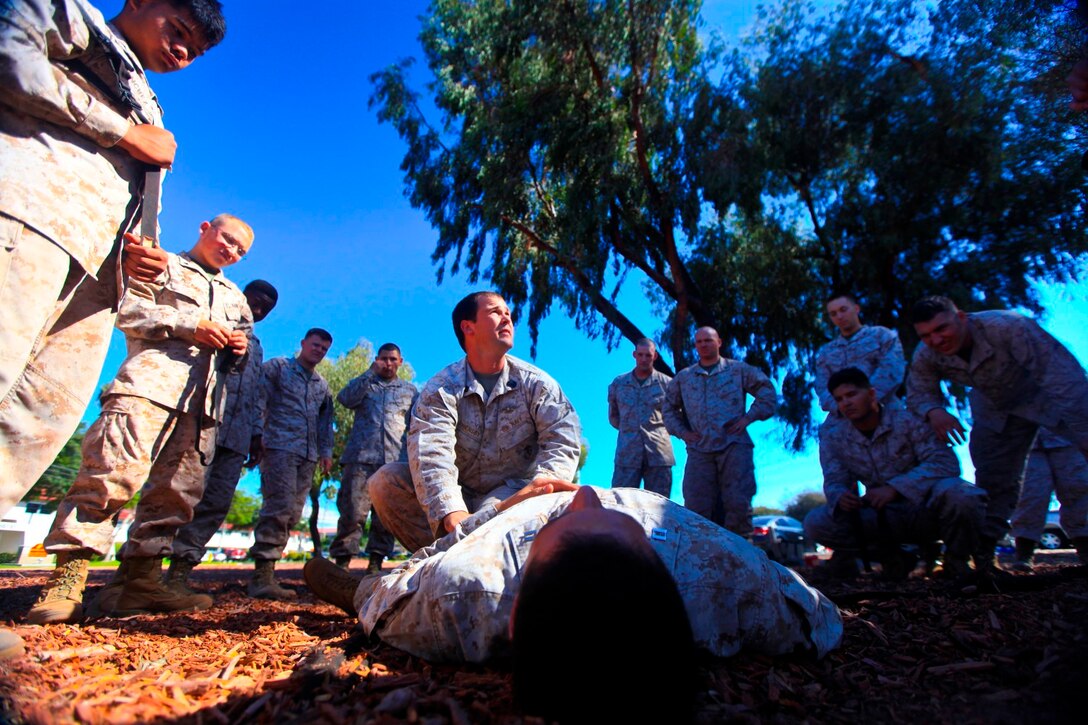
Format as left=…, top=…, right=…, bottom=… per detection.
left=612, top=462, right=673, bottom=498
left=369, top=461, right=523, bottom=553
left=1011, top=446, right=1088, bottom=541
left=328, top=462, right=396, bottom=560
left=682, top=445, right=756, bottom=536
left=249, top=449, right=316, bottom=561
left=172, top=446, right=249, bottom=564
left=0, top=219, right=118, bottom=517
left=803, top=478, right=985, bottom=559
left=45, top=394, right=215, bottom=558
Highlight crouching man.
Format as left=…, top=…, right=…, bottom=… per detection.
left=304, top=484, right=842, bottom=723
left=804, top=368, right=985, bottom=579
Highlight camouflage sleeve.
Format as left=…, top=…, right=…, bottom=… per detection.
left=607, top=378, right=620, bottom=430
left=318, top=387, right=335, bottom=459
left=528, top=380, right=581, bottom=482
left=742, top=363, right=777, bottom=422
left=906, top=347, right=948, bottom=417
left=813, top=348, right=835, bottom=412
left=662, top=373, right=691, bottom=438
left=257, top=359, right=281, bottom=437
left=336, top=371, right=376, bottom=409
left=871, top=329, right=906, bottom=406
left=115, top=263, right=201, bottom=343
left=818, top=424, right=856, bottom=511
left=886, top=417, right=960, bottom=505
left=409, top=384, right=468, bottom=523
left=0, top=0, right=132, bottom=147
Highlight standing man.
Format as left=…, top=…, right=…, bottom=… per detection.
left=369, top=291, right=582, bottom=552
left=663, top=327, right=777, bottom=535
left=248, top=329, right=334, bottom=599
left=908, top=296, right=1088, bottom=567
left=814, top=293, right=906, bottom=414
left=167, top=280, right=279, bottom=590
left=607, top=338, right=675, bottom=496
left=27, top=214, right=253, bottom=624
left=0, top=0, right=227, bottom=518
left=328, top=343, right=418, bottom=573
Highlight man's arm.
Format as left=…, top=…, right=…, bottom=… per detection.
left=742, top=363, right=777, bottom=422
left=409, top=383, right=469, bottom=529
left=607, top=379, right=621, bottom=430
left=527, top=379, right=581, bottom=483
left=813, top=348, right=836, bottom=412
left=662, top=374, right=696, bottom=443
left=336, top=370, right=376, bottom=409
left=317, top=388, right=335, bottom=463
left=884, top=415, right=961, bottom=506
left=906, top=348, right=967, bottom=445
left=818, top=424, right=859, bottom=512
left=871, top=328, right=907, bottom=406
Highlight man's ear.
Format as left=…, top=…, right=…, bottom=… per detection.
left=460, top=318, right=475, bottom=341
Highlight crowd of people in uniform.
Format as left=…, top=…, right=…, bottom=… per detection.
left=3, top=0, right=1088, bottom=720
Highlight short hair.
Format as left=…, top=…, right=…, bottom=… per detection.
left=827, top=367, right=873, bottom=394
left=634, top=337, right=656, bottom=350
left=826, top=291, right=859, bottom=305
left=171, top=0, right=227, bottom=48
left=512, top=533, right=697, bottom=723
left=911, top=296, right=958, bottom=324
left=452, top=291, right=501, bottom=351
left=304, top=328, right=333, bottom=343
left=377, top=342, right=401, bottom=356
left=244, top=279, right=278, bottom=303
left=209, top=213, right=254, bottom=243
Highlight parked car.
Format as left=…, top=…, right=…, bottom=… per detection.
left=751, top=515, right=806, bottom=565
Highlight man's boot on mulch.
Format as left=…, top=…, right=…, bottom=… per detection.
left=27, top=554, right=91, bottom=625
left=112, top=557, right=213, bottom=615
left=164, top=559, right=199, bottom=596
left=85, top=559, right=129, bottom=618
left=366, top=555, right=384, bottom=576
left=304, top=556, right=361, bottom=616
left=1010, top=537, right=1037, bottom=573
left=827, top=549, right=859, bottom=579
left=248, top=559, right=297, bottom=601
left=0, top=628, right=26, bottom=660
left=334, top=556, right=352, bottom=570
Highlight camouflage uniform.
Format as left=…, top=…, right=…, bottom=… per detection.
left=907, top=310, right=1088, bottom=539
left=328, top=371, right=419, bottom=561
left=369, top=355, right=581, bottom=551
left=803, top=407, right=985, bottom=558
left=353, top=488, right=842, bottom=663
left=0, top=0, right=164, bottom=516
left=663, top=359, right=776, bottom=535
left=607, top=370, right=675, bottom=496
left=44, top=252, right=251, bottom=557
left=249, top=357, right=334, bottom=561
left=172, top=333, right=265, bottom=564
left=814, top=325, right=906, bottom=412
left=1010, top=430, right=1088, bottom=541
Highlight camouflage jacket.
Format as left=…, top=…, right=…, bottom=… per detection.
left=663, top=358, right=777, bottom=452
left=216, top=333, right=264, bottom=455
left=818, top=407, right=961, bottom=511
left=338, top=370, right=419, bottom=465
left=353, top=488, right=843, bottom=663
left=907, top=311, right=1088, bottom=430
left=814, top=325, right=905, bottom=412
left=260, top=357, right=334, bottom=461
left=104, top=252, right=251, bottom=418
left=0, top=0, right=163, bottom=278
left=607, top=370, right=675, bottom=467
left=408, top=355, right=581, bottom=526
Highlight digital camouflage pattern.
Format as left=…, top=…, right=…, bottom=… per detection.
left=249, top=449, right=317, bottom=561
left=172, top=447, right=248, bottom=564
left=607, top=370, right=675, bottom=467
left=216, top=333, right=265, bottom=454
left=1011, top=430, right=1088, bottom=541
left=663, top=358, right=776, bottom=453
left=328, top=462, right=395, bottom=560
left=814, top=325, right=905, bottom=412
left=408, top=356, right=581, bottom=527
left=259, top=357, right=334, bottom=461
left=353, top=488, right=843, bottom=663
left=337, top=371, right=418, bottom=465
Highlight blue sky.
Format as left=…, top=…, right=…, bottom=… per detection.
left=84, top=1, right=1088, bottom=516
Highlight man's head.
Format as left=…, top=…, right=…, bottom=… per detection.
left=694, top=326, right=722, bottom=365
left=632, top=337, right=657, bottom=376
left=510, top=486, right=697, bottom=723
left=826, top=293, right=862, bottom=337
left=298, top=328, right=332, bottom=369
left=243, top=280, right=277, bottom=323
left=911, top=296, right=970, bottom=356
left=115, top=0, right=226, bottom=73
left=373, top=343, right=403, bottom=381
left=828, top=367, right=879, bottom=423
left=452, top=291, right=513, bottom=355
left=190, top=214, right=253, bottom=271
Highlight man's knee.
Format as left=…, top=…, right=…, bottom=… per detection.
left=803, top=505, right=837, bottom=545
left=369, top=462, right=413, bottom=513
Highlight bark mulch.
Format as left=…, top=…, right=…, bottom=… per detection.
left=1, top=554, right=1085, bottom=724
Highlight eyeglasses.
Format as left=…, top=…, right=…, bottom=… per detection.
left=214, top=226, right=248, bottom=259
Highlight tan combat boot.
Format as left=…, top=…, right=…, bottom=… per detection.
left=27, top=554, right=91, bottom=625
left=248, top=559, right=297, bottom=600
left=112, top=557, right=213, bottom=615
left=164, top=559, right=199, bottom=596
left=365, top=554, right=384, bottom=576
left=303, top=556, right=360, bottom=616
left=85, top=559, right=128, bottom=619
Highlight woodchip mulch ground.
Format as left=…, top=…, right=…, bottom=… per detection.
left=1, top=554, right=1085, bottom=724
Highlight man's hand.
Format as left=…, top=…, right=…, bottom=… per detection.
left=116, top=124, right=177, bottom=167
left=442, top=510, right=470, bottom=533
left=1069, top=58, right=1088, bottom=111
left=227, top=329, right=248, bottom=356
left=194, top=320, right=232, bottom=349
left=496, top=478, right=580, bottom=515
left=246, top=435, right=264, bottom=468
left=837, top=491, right=863, bottom=513
left=319, top=457, right=333, bottom=477
left=725, top=415, right=751, bottom=436
left=863, top=486, right=899, bottom=510
left=925, top=409, right=967, bottom=445
left=680, top=431, right=701, bottom=445
left=121, top=234, right=168, bottom=282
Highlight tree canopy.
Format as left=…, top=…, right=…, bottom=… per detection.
left=20, top=424, right=85, bottom=511
left=372, top=0, right=1088, bottom=444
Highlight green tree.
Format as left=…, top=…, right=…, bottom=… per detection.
left=753, top=506, right=786, bottom=517
left=785, top=491, right=826, bottom=523
left=20, top=424, right=86, bottom=511
left=225, top=490, right=261, bottom=528
left=373, top=0, right=1087, bottom=446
